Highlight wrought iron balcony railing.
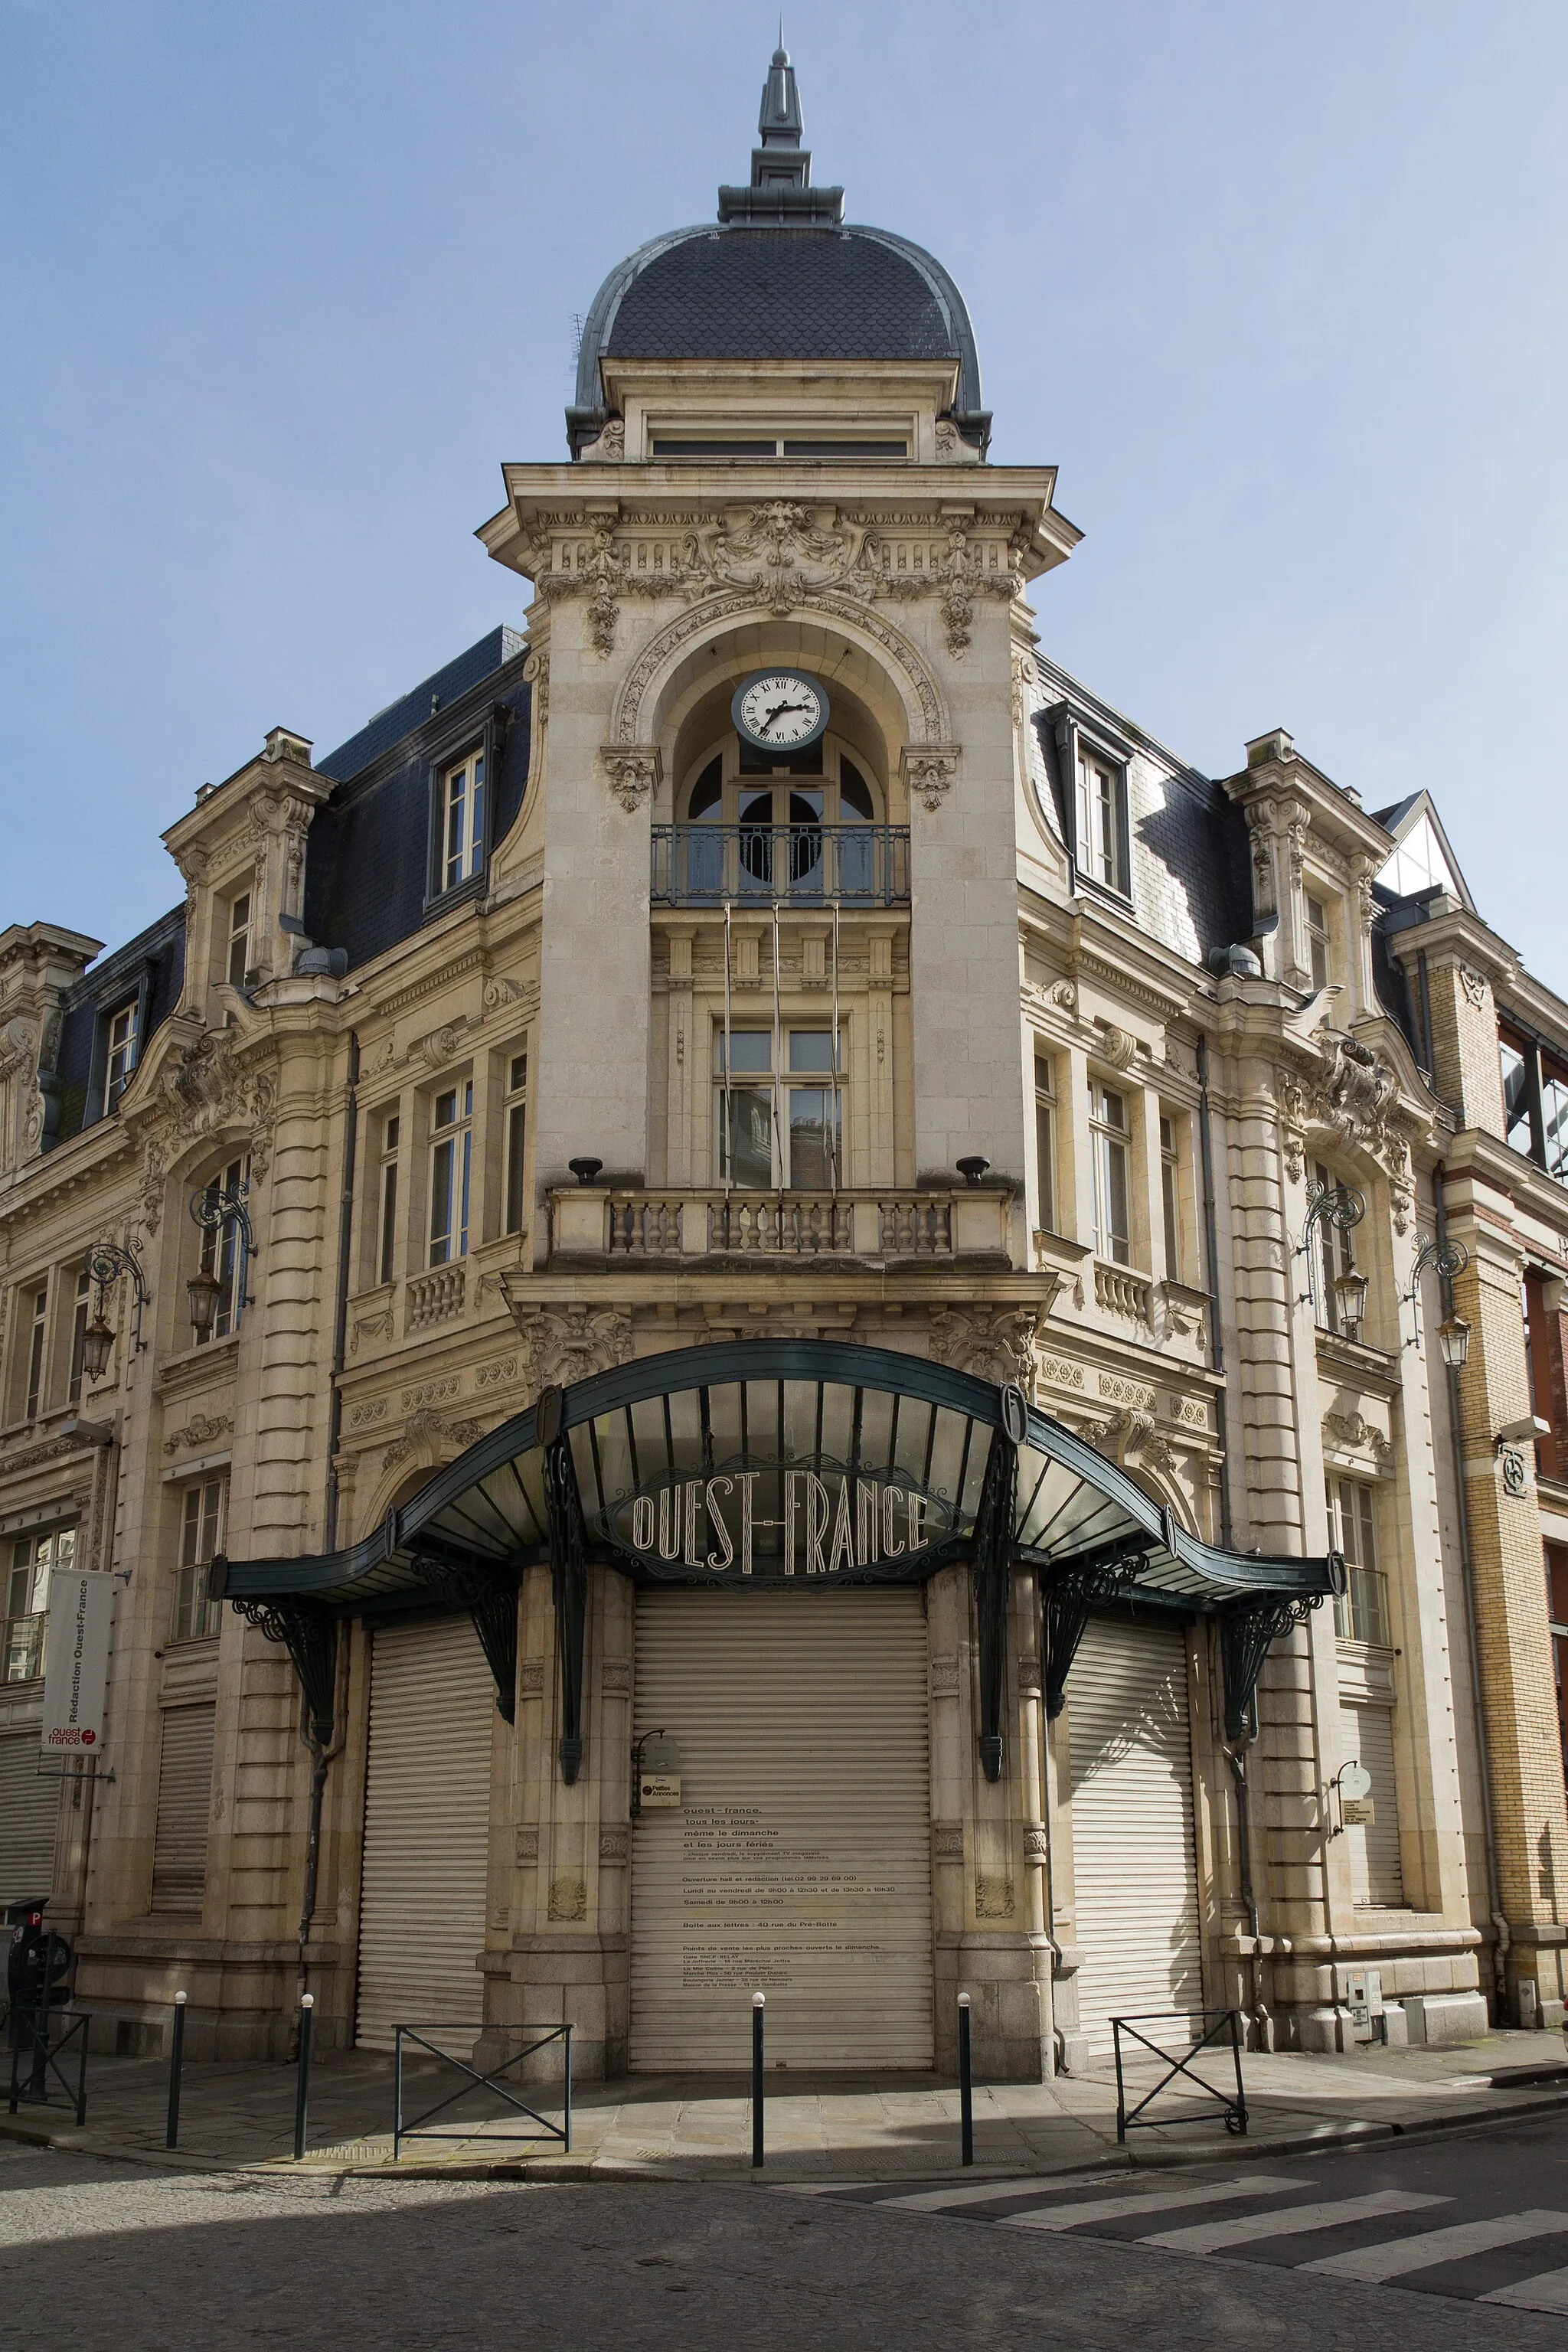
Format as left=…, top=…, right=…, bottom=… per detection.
left=650, top=824, right=911, bottom=907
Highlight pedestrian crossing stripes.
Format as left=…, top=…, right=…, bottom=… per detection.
left=778, top=2168, right=1568, bottom=2311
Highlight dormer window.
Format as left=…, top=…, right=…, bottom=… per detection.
left=106, top=1001, right=139, bottom=1107
left=1074, top=747, right=1129, bottom=897
left=438, top=749, right=486, bottom=894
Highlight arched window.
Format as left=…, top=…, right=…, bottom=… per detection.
left=676, top=738, right=886, bottom=902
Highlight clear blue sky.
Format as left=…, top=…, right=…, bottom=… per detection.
left=4, top=2, right=1564, bottom=982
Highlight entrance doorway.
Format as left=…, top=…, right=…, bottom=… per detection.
left=354, top=1615, right=495, bottom=2050
left=630, top=1588, right=933, bottom=2070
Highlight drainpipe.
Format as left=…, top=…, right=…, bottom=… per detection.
left=298, top=1031, right=358, bottom=2000
left=1436, top=1159, right=1510, bottom=2018
left=1195, top=1036, right=1231, bottom=1547
left=1198, top=1034, right=1265, bottom=2028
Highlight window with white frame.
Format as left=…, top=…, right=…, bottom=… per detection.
left=429, top=1080, right=473, bottom=1265
left=1089, top=1080, right=1132, bottom=1265
left=67, top=1263, right=91, bottom=1406
left=225, top=891, right=252, bottom=988
left=1328, top=1473, right=1390, bottom=1645
left=24, top=1281, right=47, bottom=1419
left=1034, top=1052, right=1057, bottom=1235
left=106, top=1001, right=139, bottom=1108
left=173, top=1478, right=225, bottom=1642
left=196, top=1155, right=247, bottom=1344
left=438, top=748, right=486, bottom=893
left=1159, top=1112, right=1183, bottom=1280
left=4, top=1523, right=75, bottom=1684
left=714, top=1028, right=842, bottom=1189
left=1312, top=1157, right=1358, bottom=1334
left=1074, top=746, right=1129, bottom=896
left=377, top=1112, right=400, bottom=1285
left=503, top=1050, right=528, bottom=1236
left=1304, top=891, right=1331, bottom=992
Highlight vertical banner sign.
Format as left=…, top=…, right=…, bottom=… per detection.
left=41, top=1570, right=114, bottom=1760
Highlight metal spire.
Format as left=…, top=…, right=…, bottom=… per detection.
left=717, top=39, right=844, bottom=224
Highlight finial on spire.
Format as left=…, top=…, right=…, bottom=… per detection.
left=717, top=40, right=844, bottom=225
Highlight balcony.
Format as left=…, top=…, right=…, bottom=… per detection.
left=551, top=1187, right=1014, bottom=1264
left=651, top=824, right=910, bottom=908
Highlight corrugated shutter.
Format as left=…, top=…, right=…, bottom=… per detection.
left=151, top=1704, right=215, bottom=1914
left=631, top=1589, right=933, bottom=2071
left=354, top=1615, right=495, bottom=2053
left=1341, top=1701, right=1403, bottom=1906
left=1067, top=1617, right=1201, bottom=2059
left=0, top=1730, right=60, bottom=1906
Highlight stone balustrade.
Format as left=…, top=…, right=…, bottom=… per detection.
left=550, top=1187, right=1014, bottom=1264
left=405, top=1265, right=466, bottom=1331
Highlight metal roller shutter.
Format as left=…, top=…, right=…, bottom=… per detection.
left=1340, top=1702, right=1404, bottom=1906
left=151, top=1704, right=216, bottom=1914
left=631, top=1588, right=933, bottom=2072
left=1067, top=1617, right=1201, bottom=2059
left=354, top=1615, right=495, bottom=2052
left=0, top=1730, right=60, bottom=1906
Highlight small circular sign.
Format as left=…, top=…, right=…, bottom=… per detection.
left=1339, top=1761, right=1372, bottom=1802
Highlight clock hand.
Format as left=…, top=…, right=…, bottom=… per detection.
left=760, top=701, right=812, bottom=732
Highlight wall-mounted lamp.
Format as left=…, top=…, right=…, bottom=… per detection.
left=187, top=1180, right=257, bottom=1341
left=1295, top=1179, right=1367, bottom=1337
left=1403, top=1233, right=1471, bottom=1369
left=79, top=1238, right=152, bottom=1380
left=956, top=1155, right=991, bottom=1187
left=568, top=1157, right=604, bottom=1187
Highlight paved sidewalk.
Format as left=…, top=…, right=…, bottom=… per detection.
left=4, top=2026, right=1567, bottom=2181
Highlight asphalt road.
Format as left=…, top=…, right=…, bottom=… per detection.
left=5, top=2117, right=1568, bottom=2350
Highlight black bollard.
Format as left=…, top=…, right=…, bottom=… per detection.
left=293, top=1994, right=314, bottom=2161
left=958, top=1992, right=974, bottom=2167
left=751, top=1992, right=765, bottom=2169
left=166, top=1991, right=187, bottom=2149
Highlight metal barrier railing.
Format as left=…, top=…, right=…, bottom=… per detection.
left=7, top=2007, right=89, bottom=2126
left=1111, top=2008, right=1249, bottom=2143
left=393, top=2023, right=572, bottom=2161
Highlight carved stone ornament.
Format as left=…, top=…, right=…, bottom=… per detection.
left=609, top=586, right=950, bottom=750
left=163, top=1411, right=233, bottom=1458
left=599, top=744, right=662, bottom=814
left=132, top=1030, right=279, bottom=1233
left=349, top=1308, right=395, bottom=1357
left=1096, top=1022, right=1138, bottom=1073
left=509, top=1303, right=632, bottom=1390
left=927, top=1305, right=1040, bottom=1390
left=1459, top=964, right=1489, bottom=1008
left=381, top=1406, right=485, bottom=1473
left=1276, top=1030, right=1410, bottom=1200
left=900, top=744, right=961, bottom=815
left=1321, top=1409, right=1391, bottom=1461
left=975, top=1877, right=1016, bottom=1919
left=1080, top=1406, right=1176, bottom=1479
left=932, top=1824, right=965, bottom=1861
left=547, top=1876, right=587, bottom=1922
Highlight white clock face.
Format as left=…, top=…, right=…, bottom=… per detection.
left=735, top=671, right=825, bottom=750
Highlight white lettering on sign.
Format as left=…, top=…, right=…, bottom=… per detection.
left=610, top=1468, right=950, bottom=1577
left=41, top=1569, right=114, bottom=1757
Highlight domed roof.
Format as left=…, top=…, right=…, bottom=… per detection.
left=567, top=47, right=987, bottom=455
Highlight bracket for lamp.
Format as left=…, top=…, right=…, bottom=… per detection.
left=81, top=1236, right=151, bottom=1359
left=1294, top=1178, right=1367, bottom=1331
left=188, top=1181, right=258, bottom=1321
left=1403, top=1231, right=1471, bottom=1362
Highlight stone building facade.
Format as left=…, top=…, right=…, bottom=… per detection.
left=2, top=50, right=1565, bottom=2076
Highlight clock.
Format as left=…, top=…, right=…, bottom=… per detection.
left=730, top=668, right=829, bottom=753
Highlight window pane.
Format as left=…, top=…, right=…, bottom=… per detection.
left=787, top=1087, right=839, bottom=1188
left=379, top=1162, right=398, bottom=1282
left=1544, top=1071, right=1568, bottom=1182
left=720, top=1088, right=774, bottom=1187
left=1501, top=1040, right=1533, bottom=1155
left=716, top=1031, right=771, bottom=1075
left=505, top=1102, right=528, bottom=1235
left=1104, top=1138, right=1130, bottom=1262
left=1161, top=1158, right=1180, bottom=1277
left=430, top=1136, right=453, bottom=1263
left=789, top=1031, right=836, bottom=1073
left=435, top=1089, right=457, bottom=1128
left=1035, top=1099, right=1055, bottom=1233
left=838, top=758, right=874, bottom=820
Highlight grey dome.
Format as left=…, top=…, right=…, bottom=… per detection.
left=567, top=47, right=988, bottom=456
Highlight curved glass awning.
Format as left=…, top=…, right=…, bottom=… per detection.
left=214, top=1338, right=1338, bottom=1618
